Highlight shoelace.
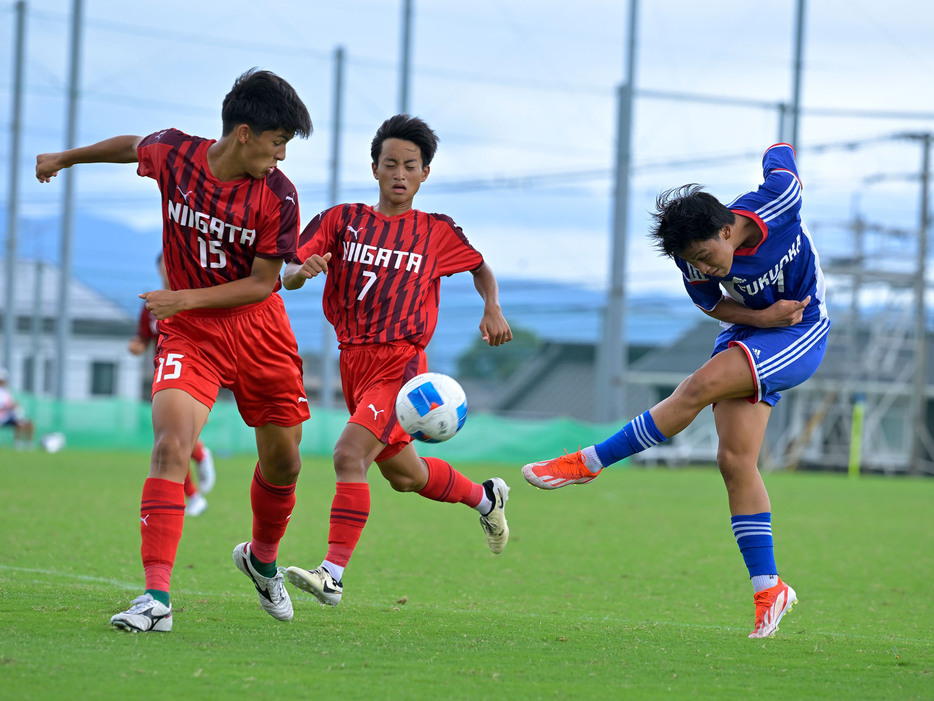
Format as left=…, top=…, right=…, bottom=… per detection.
left=549, top=450, right=588, bottom=477
left=126, top=595, right=156, bottom=613
left=480, top=516, right=503, bottom=536
left=265, top=567, right=290, bottom=601
left=753, top=586, right=781, bottom=608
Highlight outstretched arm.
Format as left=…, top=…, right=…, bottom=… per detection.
left=36, top=135, right=142, bottom=182
left=706, top=295, right=811, bottom=328
left=470, top=262, right=512, bottom=347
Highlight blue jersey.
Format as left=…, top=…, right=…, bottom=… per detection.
left=675, top=143, right=828, bottom=329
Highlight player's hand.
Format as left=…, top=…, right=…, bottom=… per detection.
left=300, top=252, right=331, bottom=278
left=479, top=311, right=513, bottom=347
left=36, top=153, right=69, bottom=183
left=127, top=336, right=146, bottom=355
left=139, top=289, right=186, bottom=321
left=763, top=296, right=811, bottom=327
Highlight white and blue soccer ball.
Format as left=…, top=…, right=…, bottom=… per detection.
left=395, top=372, right=468, bottom=443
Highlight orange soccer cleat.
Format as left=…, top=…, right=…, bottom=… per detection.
left=748, top=577, right=797, bottom=639
left=522, top=450, right=601, bottom=490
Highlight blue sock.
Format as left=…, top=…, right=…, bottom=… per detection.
left=593, top=410, right=668, bottom=467
left=731, top=512, right=777, bottom=578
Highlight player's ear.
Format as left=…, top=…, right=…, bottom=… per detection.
left=421, top=165, right=430, bottom=182
left=236, top=124, right=252, bottom=145
left=372, top=162, right=378, bottom=180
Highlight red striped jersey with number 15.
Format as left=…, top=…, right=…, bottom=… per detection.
left=295, top=203, right=483, bottom=348
left=137, top=128, right=300, bottom=294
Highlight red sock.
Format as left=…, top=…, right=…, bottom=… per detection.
left=182, top=470, right=196, bottom=497
left=191, top=441, right=205, bottom=463
left=249, top=464, right=296, bottom=564
left=140, top=477, right=186, bottom=592
left=418, top=457, right=483, bottom=508
left=325, top=482, right=371, bottom=568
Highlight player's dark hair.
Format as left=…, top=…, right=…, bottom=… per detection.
left=648, top=184, right=736, bottom=258
left=221, top=68, right=313, bottom=138
left=370, top=114, right=439, bottom=167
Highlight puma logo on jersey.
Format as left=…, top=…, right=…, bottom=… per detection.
left=368, top=404, right=384, bottom=420
left=286, top=193, right=296, bottom=205
left=140, top=514, right=150, bottom=526
left=298, top=397, right=308, bottom=403
left=176, top=186, right=193, bottom=201
left=347, top=225, right=362, bottom=239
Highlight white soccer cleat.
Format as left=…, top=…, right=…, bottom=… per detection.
left=196, top=447, right=216, bottom=494
left=479, top=478, right=510, bottom=554
left=233, top=542, right=293, bottom=621
left=185, top=492, right=208, bottom=517
left=748, top=578, right=798, bottom=639
left=110, top=593, right=172, bottom=633
left=286, top=566, right=343, bottom=607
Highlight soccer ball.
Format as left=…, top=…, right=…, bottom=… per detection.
left=395, top=372, right=468, bottom=443
left=40, top=432, right=66, bottom=453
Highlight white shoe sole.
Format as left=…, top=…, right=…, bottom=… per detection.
left=286, top=566, right=342, bottom=606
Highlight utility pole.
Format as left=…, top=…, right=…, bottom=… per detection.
left=320, top=46, right=345, bottom=410
left=4, top=0, right=26, bottom=381
left=55, top=0, right=83, bottom=399
left=789, top=0, right=806, bottom=148
left=595, top=0, right=638, bottom=422
left=399, top=0, right=413, bottom=114
left=908, top=133, right=932, bottom=474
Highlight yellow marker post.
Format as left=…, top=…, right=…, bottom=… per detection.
left=848, top=393, right=865, bottom=478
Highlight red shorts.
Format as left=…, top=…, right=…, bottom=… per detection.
left=152, top=293, right=310, bottom=428
left=339, top=342, right=426, bottom=462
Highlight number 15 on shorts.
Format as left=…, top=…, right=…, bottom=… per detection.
left=155, top=353, right=184, bottom=383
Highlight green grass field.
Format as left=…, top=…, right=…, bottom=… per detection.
left=1, top=449, right=931, bottom=700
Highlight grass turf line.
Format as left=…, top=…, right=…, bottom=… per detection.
left=0, top=449, right=931, bottom=700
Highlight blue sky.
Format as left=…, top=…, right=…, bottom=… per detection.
left=4, top=0, right=934, bottom=302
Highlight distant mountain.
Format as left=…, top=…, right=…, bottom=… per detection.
left=2, top=210, right=702, bottom=374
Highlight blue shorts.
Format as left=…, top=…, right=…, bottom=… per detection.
left=712, top=316, right=830, bottom=406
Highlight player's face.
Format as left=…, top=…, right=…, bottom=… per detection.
left=242, top=127, right=293, bottom=179
left=680, top=228, right=734, bottom=278
left=372, top=138, right=429, bottom=206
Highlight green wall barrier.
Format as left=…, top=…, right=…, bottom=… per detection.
left=14, top=394, right=622, bottom=465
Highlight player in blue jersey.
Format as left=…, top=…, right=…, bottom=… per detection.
left=523, top=143, right=830, bottom=639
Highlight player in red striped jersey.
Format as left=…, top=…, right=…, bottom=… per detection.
left=36, top=69, right=313, bottom=632
left=128, top=253, right=215, bottom=517
left=281, top=115, right=513, bottom=607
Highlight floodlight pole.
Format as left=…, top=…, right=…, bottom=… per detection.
left=55, top=0, right=83, bottom=399
left=595, top=0, right=638, bottom=423
left=908, top=133, right=932, bottom=475
left=789, top=0, right=807, bottom=148
left=4, top=0, right=26, bottom=381
left=320, top=46, right=345, bottom=410
left=399, top=0, right=413, bottom=114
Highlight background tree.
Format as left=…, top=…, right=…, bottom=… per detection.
left=456, top=326, right=542, bottom=381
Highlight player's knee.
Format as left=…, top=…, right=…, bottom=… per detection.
left=332, top=445, right=367, bottom=482
left=150, top=433, right=191, bottom=476
left=717, top=452, right=758, bottom=490
left=673, top=373, right=718, bottom=410
left=265, top=452, right=302, bottom=483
